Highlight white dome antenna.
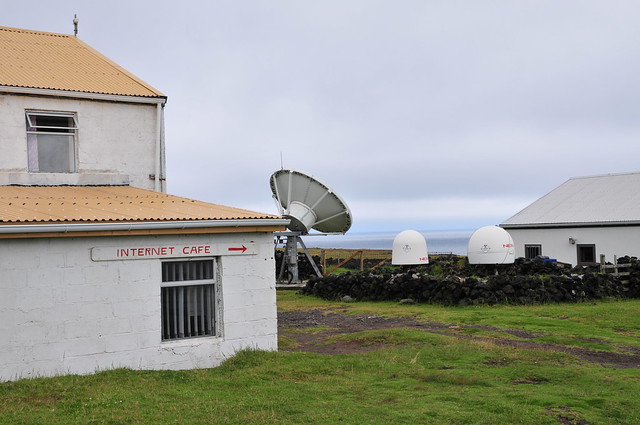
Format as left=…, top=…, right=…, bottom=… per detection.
left=467, top=226, right=515, bottom=264
left=392, top=230, right=429, bottom=265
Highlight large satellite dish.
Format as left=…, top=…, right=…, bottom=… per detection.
left=270, top=169, right=352, bottom=283
left=270, top=169, right=352, bottom=234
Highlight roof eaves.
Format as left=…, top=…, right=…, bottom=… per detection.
left=0, top=85, right=167, bottom=104
left=0, top=218, right=290, bottom=236
left=500, top=220, right=640, bottom=229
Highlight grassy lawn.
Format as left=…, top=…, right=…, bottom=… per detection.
left=278, top=291, right=640, bottom=352
left=1, top=293, right=639, bottom=424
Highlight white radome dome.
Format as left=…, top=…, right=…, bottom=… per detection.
left=392, top=230, right=429, bottom=265
left=467, top=226, right=515, bottom=264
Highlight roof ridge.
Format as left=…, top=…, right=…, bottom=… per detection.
left=502, top=171, right=640, bottom=227
left=0, top=25, right=166, bottom=98
left=569, top=171, right=640, bottom=181
left=0, top=25, right=72, bottom=38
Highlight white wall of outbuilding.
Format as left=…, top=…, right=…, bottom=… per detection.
left=0, top=231, right=277, bottom=382
left=505, top=226, right=640, bottom=266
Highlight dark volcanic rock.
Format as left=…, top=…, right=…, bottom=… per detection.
left=300, top=255, right=637, bottom=306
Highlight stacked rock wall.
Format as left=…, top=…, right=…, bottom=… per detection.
left=301, top=256, right=638, bottom=305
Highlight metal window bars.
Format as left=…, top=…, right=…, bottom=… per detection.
left=161, top=260, right=216, bottom=340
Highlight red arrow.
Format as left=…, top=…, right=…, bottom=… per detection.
left=228, top=245, right=247, bottom=253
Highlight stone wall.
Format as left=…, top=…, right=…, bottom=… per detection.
left=302, top=256, right=635, bottom=305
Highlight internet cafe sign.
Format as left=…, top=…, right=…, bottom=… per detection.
left=91, top=243, right=253, bottom=261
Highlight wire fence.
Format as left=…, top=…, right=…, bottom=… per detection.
left=310, top=248, right=455, bottom=274
left=276, top=248, right=457, bottom=282
left=311, top=248, right=392, bottom=274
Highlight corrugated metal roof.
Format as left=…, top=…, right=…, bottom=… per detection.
left=0, top=186, right=279, bottom=224
left=0, top=26, right=165, bottom=98
left=501, top=172, right=640, bottom=227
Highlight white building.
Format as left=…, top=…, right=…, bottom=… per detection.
left=501, top=172, right=640, bottom=266
left=0, top=26, right=287, bottom=381
left=0, top=26, right=167, bottom=190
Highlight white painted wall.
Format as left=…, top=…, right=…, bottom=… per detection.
left=0, top=232, right=277, bottom=381
left=0, top=94, right=159, bottom=189
left=506, top=226, right=640, bottom=266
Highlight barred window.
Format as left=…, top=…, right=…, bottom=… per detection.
left=524, top=244, right=542, bottom=259
left=161, top=260, right=217, bottom=341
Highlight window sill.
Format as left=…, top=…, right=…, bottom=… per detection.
left=160, top=335, right=222, bottom=346
left=0, top=171, right=130, bottom=186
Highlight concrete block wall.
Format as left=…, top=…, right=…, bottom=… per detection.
left=0, top=94, right=158, bottom=189
left=508, top=226, right=640, bottom=266
left=0, top=231, right=278, bottom=381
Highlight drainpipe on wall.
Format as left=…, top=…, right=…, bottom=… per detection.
left=155, top=102, right=163, bottom=192
left=160, top=104, right=167, bottom=193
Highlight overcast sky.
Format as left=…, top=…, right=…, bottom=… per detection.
left=4, top=1, right=640, bottom=233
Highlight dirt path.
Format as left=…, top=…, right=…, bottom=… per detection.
left=278, top=308, right=640, bottom=368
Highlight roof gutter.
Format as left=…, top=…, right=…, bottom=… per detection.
left=500, top=220, right=640, bottom=230
left=0, top=219, right=290, bottom=235
left=0, top=86, right=166, bottom=105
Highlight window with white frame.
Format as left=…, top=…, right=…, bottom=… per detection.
left=26, top=111, right=78, bottom=173
left=161, top=259, right=218, bottom=341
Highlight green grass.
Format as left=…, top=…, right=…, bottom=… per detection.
left=328, top=267, right=354, bottom=274
left=1, top=293, right=639, bottom=424
left=278, top=291, right=640, bottom=352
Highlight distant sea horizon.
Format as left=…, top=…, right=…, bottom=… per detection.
left=300, top=229, right=474, bottom=255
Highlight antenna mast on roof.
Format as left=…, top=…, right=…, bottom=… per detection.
left=73, top=14, right=79, bottom=37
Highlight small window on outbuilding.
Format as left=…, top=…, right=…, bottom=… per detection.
left=524, top=244, right=542, bottom=259
left=26, top=111, right=78, bottom=173
left=161, top=259, right=219, bottom=341
left=577, top=244, right=596, bottom=266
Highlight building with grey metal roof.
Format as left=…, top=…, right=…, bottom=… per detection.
left=501, top=172, right=640, bottom=266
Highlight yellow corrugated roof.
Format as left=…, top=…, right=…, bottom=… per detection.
left=0, top=186, right=279, bottom=224
left=0, top=26, right=165, bottom=98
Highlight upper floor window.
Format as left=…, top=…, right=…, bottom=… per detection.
left=26, top=111, right=78, bottom=173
